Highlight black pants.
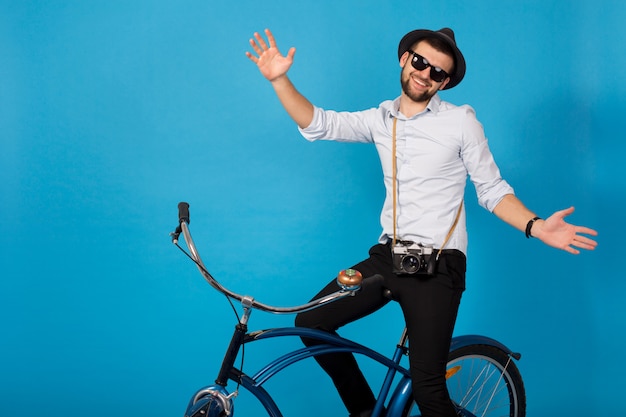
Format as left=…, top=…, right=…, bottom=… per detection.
left=295, top=243, right=466, bottom=417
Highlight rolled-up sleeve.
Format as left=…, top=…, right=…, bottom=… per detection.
left=299, top=106, right=376, bottom=143
left=460, top=108, right=515, bottom=212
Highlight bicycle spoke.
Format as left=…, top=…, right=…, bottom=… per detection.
left=447, top=354, right=517, bottom=417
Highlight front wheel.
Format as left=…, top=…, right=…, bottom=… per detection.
left=184, top=395, right=229, bottom=417
left=184, top=387, right=235, bottom=417
left=402, top=344, right=526, bottom=417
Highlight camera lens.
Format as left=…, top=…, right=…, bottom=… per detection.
left=401, top=254, right=422, bottom=273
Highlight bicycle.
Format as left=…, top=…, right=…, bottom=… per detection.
left=171, top=202, right=526, bottom=417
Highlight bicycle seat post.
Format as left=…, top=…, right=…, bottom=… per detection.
left=398, top=327, right=409, bottom=351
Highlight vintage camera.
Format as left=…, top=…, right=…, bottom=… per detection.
left=392, top=241, right=437, bottom=276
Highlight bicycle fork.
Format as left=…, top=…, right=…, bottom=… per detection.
left=184, top=297, right=254, bottom=417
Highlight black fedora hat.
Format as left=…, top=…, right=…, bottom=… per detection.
left=397, top=28, right=466, bottom=90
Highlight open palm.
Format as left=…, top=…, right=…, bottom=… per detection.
left=246, top=29, right=296, bottom=82
left=537, top=207, right=598, bottom=254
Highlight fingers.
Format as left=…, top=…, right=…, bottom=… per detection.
left=286, top=46, right=296, bottom=60
left=264, top=28, right=277, bottom=48
left=576, top=226, right=598, bottom=236
left=562, top=231, right=598, bottom=255
left=249, top=29, right=273, bottom=54
left=247, top=34, right=264, bottom=59
left=245, top=50, right=258, bottom=63
left=574, top=233, right=598, bottom=249
left=246, top=29, right=277, bottom=63
left=549, top=206, right=575, bottom=221
left=254, top=30, right=270, bottom=50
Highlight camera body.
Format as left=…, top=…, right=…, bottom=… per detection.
left=392, top=241, right=437, bottom=276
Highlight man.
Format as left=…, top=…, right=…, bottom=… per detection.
left=246, top=28, right=597, bottom=417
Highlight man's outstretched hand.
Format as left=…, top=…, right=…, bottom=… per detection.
left=246, top=28, right=296, bottom=82
left=533, top=206, right=598, bottom=254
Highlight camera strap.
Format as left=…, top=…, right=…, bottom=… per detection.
left=391, top=117, right=463, bottom=259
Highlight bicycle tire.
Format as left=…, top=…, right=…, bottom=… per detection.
left=402, top=344, right=526, bottom=417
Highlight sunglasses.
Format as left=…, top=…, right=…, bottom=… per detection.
left=407, top=50, right=450, bottom=83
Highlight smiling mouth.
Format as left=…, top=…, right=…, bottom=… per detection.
left=412, top=74, right=430, bottom=89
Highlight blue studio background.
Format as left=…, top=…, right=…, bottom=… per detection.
left=1, top=1, right=624, bottom=416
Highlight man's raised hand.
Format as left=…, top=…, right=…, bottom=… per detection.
left=246, top=29, right=296, bottom=82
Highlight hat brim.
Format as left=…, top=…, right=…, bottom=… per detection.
left=397, top=29, right=466, bottom=90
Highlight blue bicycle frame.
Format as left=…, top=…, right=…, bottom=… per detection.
left=184, top=325, right=519, bottom=417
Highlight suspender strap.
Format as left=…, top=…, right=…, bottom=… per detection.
left=436, top=201, right=463, bottom=259
left=392, top=117, right=398, bottom=247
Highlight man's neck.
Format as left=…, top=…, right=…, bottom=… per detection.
left=398, top=94, right=430, bottom=118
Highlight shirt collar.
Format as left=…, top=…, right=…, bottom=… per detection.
left=389, top=93, right=442, bottom=120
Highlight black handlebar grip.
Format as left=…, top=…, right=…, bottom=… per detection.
left=178, top=202, right=190, bottom=225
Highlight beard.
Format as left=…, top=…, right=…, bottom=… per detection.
left=400, top=72, right=437, bottom=104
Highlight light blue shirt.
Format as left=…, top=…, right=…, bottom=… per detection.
left=299, top=94, right=514, bottom=255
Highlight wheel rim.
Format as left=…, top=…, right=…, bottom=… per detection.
left=446, top=354, right=520, bottom=417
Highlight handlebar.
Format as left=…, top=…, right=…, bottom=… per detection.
left=171, top=202, right=367, bottom=315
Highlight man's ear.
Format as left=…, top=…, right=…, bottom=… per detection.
left=399, top=51, right=410, bottom=67
left=439, top=77, right=451, bottom=90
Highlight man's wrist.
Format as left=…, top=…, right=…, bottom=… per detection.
left=525, top=216, right=541, bottom=238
